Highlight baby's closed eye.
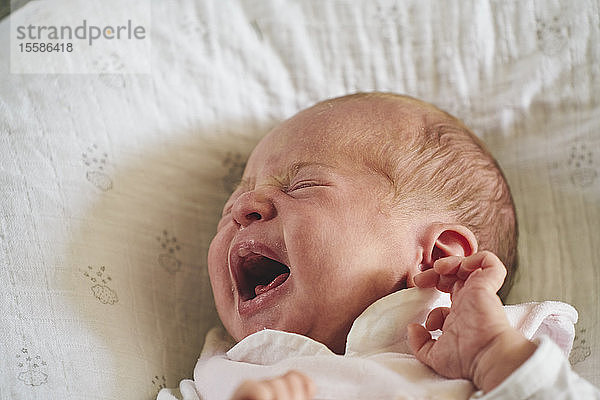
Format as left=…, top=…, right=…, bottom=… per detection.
left=287, top=180, right=323, bottom=191
left=285, top=180, right=332, bottom=196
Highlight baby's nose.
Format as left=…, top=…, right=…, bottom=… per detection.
left=231, top=189, right=276, bottom=227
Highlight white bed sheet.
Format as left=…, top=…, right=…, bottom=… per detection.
left=0, top=1, right=598, bottom=399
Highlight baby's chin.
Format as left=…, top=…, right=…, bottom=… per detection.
left=226, top=309, right=310, bottom=341
left=233, top=318, right=300, bottom=339
left=226, top=313, right=348, bottom=354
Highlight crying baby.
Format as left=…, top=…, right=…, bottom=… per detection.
left=158, top=93, right=598, bottom=400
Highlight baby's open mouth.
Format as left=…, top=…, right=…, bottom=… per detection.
left=238, top=253, right=290, bottom=301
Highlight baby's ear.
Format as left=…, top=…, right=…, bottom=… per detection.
left=421, top=223, right=478, bottom=268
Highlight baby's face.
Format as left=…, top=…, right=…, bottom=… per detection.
left=208, top=101, right=423, bottom=353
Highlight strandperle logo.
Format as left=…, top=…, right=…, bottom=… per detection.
left=10, top=0, right=151, bottom=74
left=15, top=19, right=147, bottom=46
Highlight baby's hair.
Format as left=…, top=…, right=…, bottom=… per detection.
left=315, top=92, right=518, bottom=299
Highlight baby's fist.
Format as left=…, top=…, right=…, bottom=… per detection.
left=408, top=251, right=536, bottom=392
left=230, top=371, right=316, bottom=400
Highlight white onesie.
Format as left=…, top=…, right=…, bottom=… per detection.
left=158, top=288, right=599, bottom=399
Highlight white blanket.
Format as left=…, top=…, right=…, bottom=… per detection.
left=0, top=1, right=598, bottom=399
left=159, top=288, right=578, bottom=399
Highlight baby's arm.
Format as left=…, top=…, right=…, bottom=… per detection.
left=230, top=371, right=315, bottom=400
left=407, top=251, right=537, bottom=392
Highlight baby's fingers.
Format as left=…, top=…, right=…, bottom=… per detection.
left=432, top=256, right=463, bottom=275
left=421, top=256, right=462, bottom=293
left=414, top=257, right=462, bottom=293
left=281, top=371, right=316, bottom=400
left=425, top=307, right=450, bottom=331
left=460, top=251, right=507, bottom=292
left=230, top=371, right=315, bottom=400
left=413, top=268, right=439, bottom=288
left=414, top=256, right=463, bottom=288
left=416, top=252, right=506, bottom=294
left=230, top=379, right=272, bottom=400
left=407, top=324, right=437, bottom=368
left=437, top=274, right=459, bottom=293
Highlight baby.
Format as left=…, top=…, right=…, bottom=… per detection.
left=159, top=93, right=599, bottom=399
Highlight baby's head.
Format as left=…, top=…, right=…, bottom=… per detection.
left=208, top=93, right=517, bottom=354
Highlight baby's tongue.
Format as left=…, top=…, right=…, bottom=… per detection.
left=254, top=273, right=289, bottom=296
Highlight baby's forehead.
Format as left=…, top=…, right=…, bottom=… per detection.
left=245, top=94, right=447, bottom=181
left=302, top=96, right=442, bottom=146
left=312, top=96, right=420, bottom=124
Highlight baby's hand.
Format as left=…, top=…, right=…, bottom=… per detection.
left=230, top=371, right=316, bottom=400
left=407, top=251, right=537, bottom=392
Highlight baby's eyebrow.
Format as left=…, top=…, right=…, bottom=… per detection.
left=281, top=161, right=337, bottom=185
left=233, top=161, right=336, bottom=193
left=288, top=161, right=335, bottom=175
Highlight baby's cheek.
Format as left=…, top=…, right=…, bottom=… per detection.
left=207, top=239, right=234, bottom=301
left=210, top=276, right=237, bottom=335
